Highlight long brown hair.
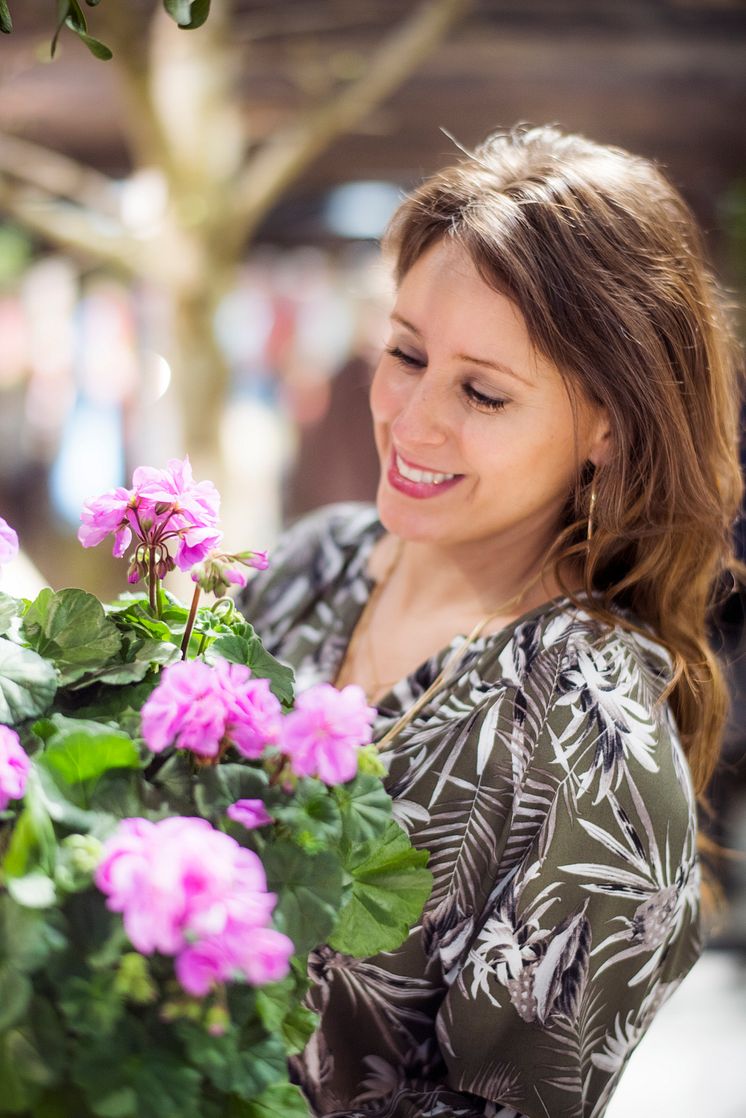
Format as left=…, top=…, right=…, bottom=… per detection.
left=384, top=123, right=744, bottom=797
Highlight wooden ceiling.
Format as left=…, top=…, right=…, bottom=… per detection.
left=1, top=1, right=745, bottom=244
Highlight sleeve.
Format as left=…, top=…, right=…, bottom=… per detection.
left=234, top=501, right=376, bottom=645
left=430, top=636, right=702, bottom=1118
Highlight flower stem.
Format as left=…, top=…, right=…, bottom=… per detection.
left=148, top=546, right=158, bottom=615
left=180, top=585, right=201, bottom=659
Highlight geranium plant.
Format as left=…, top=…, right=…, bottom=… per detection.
left=0, top=458, right=432, bottom=1118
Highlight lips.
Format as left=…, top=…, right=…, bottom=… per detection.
left=387, top=449, right=463, bottom=499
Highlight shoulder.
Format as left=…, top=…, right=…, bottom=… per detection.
left=235, top=502, right=379, bottom=633
left=269, top=501, right=380, bottom=565
left=487, top=600, right=694, bottom=813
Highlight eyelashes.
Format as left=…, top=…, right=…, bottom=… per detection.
left=384, top=346, right=508, bottom=413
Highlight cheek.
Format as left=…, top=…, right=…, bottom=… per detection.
left=369, top=364, right=400, bottom=426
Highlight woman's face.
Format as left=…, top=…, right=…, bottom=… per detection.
left=370, top=239, right=609, bottom=557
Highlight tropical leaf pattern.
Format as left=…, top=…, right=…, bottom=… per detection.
left=237, top=504, right=702, bottom=1118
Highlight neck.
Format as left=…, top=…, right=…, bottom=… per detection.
left=382, top=531, right=575, bottom=624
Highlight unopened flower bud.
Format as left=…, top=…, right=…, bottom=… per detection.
left=156, top=557, right=169, bottom=579
left=114, top=952, right=158, bottom=1005
left=205, top=1003, right=230, bottom=1036
left=154, top=502, right=171, bottom=516
left=127, top=559, right=143, bottom=585
left=63, top=833, right=104, bottom=874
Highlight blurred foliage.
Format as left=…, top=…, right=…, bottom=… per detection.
left=0, top=0, right=211, bottom=60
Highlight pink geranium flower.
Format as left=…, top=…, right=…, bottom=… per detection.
left=281, top=683, right=376, bottom=785
left=77, top=456, right=222, bottom=576
left=216, top=662, right=283, bottom=759
left=0, top=517, right=19, bottom=567
left=95, top=816, right=292, bottom=996
left=141, top=660, right=228, bottom=758
left=141, top=659, right=282, bottom=762
left=227, top=799, right=273, bottom=830
left=0, top=726, right=30, bottom=811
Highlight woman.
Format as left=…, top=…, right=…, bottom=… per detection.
left=238, top=125, right=743, bottom=1118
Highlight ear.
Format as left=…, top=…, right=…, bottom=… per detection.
left=587, top=407, right=613, bottom=469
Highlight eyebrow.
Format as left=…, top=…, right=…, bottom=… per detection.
left=390, top=313, right=532, bottom=386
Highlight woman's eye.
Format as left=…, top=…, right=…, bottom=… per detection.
left=385, top=345, right=424, bottom=368
left=464, top=384, right=507, bottom=412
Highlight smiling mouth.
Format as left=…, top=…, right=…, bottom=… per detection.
left=394, top=452, right=457, bottom=485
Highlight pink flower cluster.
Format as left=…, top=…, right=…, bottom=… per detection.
left=282, top=683, right=376, bottom=785
left=141, top=661, right=375, bottom=786
left=78, top=457, right=222, bottom=579
left=0, top=517, right=18, bottom=570
left=142, top=660, right=282, bottom=760
left=0, top=726, right=30, bottom=811
left=95, top=816, right=293, bottom=997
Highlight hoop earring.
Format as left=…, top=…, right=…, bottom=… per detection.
left=587, top=476, right=598, bottom=542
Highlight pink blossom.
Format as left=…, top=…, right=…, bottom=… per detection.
left=281, top=683, right=376, bottom=785
left=0, top=518, right=19, bottom=567
left=216, top=663, right=283, bottom=760
left=173, top=523, right=223, bottom=571
left=78, top=457, right=222, bottom=574
left=78, top=487, right=133, bottom=552
left=0, top=726, right=30, bottom=811
left=227, top=799, right=273, bottom=830
left=176, top=921, right=293, bottom=996
left=132, top=457, right=220, bottom=529
left=141, top=660, right=227, bottom=758
left=95, top=816, right=291, bottom=995
left=141, top=660, right=281, bottom=762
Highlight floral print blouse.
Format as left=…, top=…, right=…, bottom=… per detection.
left=237, top=503, right=701, bottom=1118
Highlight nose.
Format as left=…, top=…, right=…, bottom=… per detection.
left=389, top=374, right=449, bottom=449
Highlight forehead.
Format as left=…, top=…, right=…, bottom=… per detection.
left=394, top=240, right=551, bottom=384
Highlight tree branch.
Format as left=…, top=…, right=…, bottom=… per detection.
left=0, top=178, right=140, bottom=274
left=0, top=131, right=119, bottom=218
left=231, top=0, right=471, bottom=242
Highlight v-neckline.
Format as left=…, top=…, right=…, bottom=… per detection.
left=334, top=513, right=577, bottom=716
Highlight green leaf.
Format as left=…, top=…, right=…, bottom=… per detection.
left=0, top=1032, right=30, bottom=1112
left=108, top=599, right=174, bottom=643
left=67, top=26, right=112, bottom=60
left=0, top=1, right=13, bottom=35
left=193, top=762, right=268, bottom=822
left=263, top=842, right=343, bottom=953
left=255, top=981, right=317, bottom=1057
left=22, top=589, right=121, bottom=683
left=242, top=1083, right=310, bottom=1118
left=209, top=633, right=294, bottom=706
left=7, top=871, right=56, bottom=909
left=328, top=821, right=432, bottom=956
left=163, top=0, right=211, bottom=30
left=59, top=972, right=124, bottom=1040
left=73, top=1023, right=202, bottom=1118
left=0, top=591, right=19, bottom=634
left=50, top=0, right=71, bottom=57
left=272, top=779, right=342, bottom=853
left=3, top=768, right=57, bottom=878
left=67, top=638, right=179, bottom=690
left=0, top=964, right=31, bottom=1030
left=0, top=894, right=66, bottom=974
left=0, top=638, right=57, bottom=722
left=38, top=726, right=139, bottom=786
left=177, top=1022, right=286, bottom=1099
left=333, top=772, right=392, bottom=847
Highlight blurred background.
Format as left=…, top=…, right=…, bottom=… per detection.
left=0, top=2, right=745, bottom=1113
